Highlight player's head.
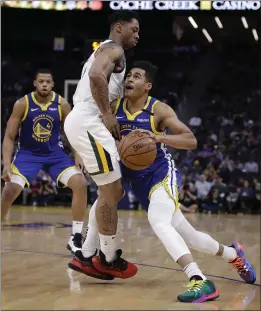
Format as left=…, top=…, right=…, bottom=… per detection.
left=109, top=11, right=140, bottom=49
left=124, top=61, right=158, bottom=99
left=33, top=69, right=54, bottom=97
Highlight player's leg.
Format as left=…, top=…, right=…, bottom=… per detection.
left=2, top=155, right=41, bottom=220
left=64, top=110, right=137, bottom=279
left=47, top=153, right=87, bottom=254
left=1, top=179, right=24, bottom=219
left=148, top=186, right=219, bottom=303
left=172, top=208, right=256, bottom=284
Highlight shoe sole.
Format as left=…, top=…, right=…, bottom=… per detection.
left=178, top=290, right=219, bottom=303
left=68, top=262, right=115, bottom=281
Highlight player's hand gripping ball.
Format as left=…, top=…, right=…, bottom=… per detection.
left=119, top=130, right=157, bottom=170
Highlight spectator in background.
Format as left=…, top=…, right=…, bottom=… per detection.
left=179, top=183, right=198, bottom=213
left=244, top=159, right=259, bottom=174
left=189, top=116, right=202, bottom=127
left=31, top=179, right=42, bottom=206
left=238, top=180, right=255, bottom=213
left=42, top=178, right=55, bottom=206
left=195, top=174, right=212, bottom=199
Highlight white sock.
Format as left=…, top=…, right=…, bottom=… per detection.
left=72, top=221, right=83, bottom=235
left=82, top=200, right=99, bottom=258
left=184, top=262, right=207, bottom=281
left=82, top=226, right=99, bottom=258
left=99, top=233, right=117, bottom=263
left=222, top=245, right=237, bottom=261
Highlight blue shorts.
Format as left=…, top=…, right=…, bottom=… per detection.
left=127, top=165, right=182, bottom=211
left=11, top=149, right=75, bottom=186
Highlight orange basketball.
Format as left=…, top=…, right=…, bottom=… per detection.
left=119, top=131, right=157, bottom=170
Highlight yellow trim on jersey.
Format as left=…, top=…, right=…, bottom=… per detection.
left=21, top=95, right=29, bottom=122
left=58, top=95, right=62, bottom=121
left=56, top=165, right=78, bottom=186
left=148, top=175, right=180, bottom=213
left=95, top=140, right=110, bottom=173
left=123, top=96, right=151, bottom=121
left=114, top=98, right=122, bottom=115
left=31, top=91, right=56, bottom=111
left=150, top=100, right=163, bottom=135
left=11, top=164, right=30, bottom=187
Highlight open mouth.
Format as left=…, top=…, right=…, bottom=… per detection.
left=125, top=85, right=134, bottom=90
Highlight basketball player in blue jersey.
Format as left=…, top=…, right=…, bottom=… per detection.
left=75, top=62, right=256, bottom=302
left=1, top=69, right=88, bottom=254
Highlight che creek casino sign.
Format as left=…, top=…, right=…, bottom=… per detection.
left=109, top=1, right=261, bottom=11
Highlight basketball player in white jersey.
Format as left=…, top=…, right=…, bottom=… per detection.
left=64, top=11, right=140, bottom=279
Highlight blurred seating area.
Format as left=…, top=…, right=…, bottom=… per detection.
left=174, top=46, right=260, bottom=214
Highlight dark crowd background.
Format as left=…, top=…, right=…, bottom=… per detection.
left=2, top=3, right=261, bottom=214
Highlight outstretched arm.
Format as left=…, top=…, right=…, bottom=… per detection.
left=152, top=102, right=197, bottom=150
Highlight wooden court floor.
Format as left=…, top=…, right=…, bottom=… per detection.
left=1, top=206, right=260, bottom=310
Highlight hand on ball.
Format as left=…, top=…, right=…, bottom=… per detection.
left=132, top=129, right=160, bottom=142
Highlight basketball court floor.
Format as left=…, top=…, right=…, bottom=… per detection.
left=1, top=206, right=260, bottom=310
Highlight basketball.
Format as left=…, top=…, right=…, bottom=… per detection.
left=119, top=131, right=157, bottom=170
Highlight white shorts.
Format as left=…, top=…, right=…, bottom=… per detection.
left=64, top=106, right=121, bottom=186
left=9, top=167, right=81, bottom=189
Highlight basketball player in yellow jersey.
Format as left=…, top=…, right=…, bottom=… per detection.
left=78, top=62, right=256, bottom=301
left=1, top=69, right=87, bottom=254
left=64, top=11, right=140, bottom=279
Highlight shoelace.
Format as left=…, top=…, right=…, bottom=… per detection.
left=232, top=257, right=248, bottom=275
left=185, top=280, right=205, bottom=292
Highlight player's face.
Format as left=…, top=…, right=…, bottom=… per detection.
left=124, top=68, right=152, bottom=99
left=121, top=19, right=139, bottom=49
left=33, top=74, right=54, bottom=97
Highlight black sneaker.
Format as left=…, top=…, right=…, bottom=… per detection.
left=67, top=233, right=83, bottom=255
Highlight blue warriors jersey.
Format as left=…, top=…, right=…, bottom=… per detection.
left=12, top=91, right=75, bottom=186
left=18, top=91, right=63, bottom=155
left=115, top=96, right=172, bottom=179
left=115, top=96, right=181, bottom=211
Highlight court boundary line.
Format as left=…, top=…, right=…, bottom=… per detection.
left=2, top=247, right=260, bottom=287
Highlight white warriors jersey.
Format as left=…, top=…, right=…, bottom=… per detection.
left=73, top=40, right=126, bottom=111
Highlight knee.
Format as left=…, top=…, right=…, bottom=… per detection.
left=68, top=174, right=87, bottom=193
left=148, top=209, right=166, bottom=233
left=99, top=180, right=124, bottom=206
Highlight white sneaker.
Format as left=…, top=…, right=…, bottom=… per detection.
left=67, top=233, right=82, bottom=255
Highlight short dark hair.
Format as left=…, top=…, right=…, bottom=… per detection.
left=35, top=69, right=53, bottom=80
left=109, top=10, right=140, bottom=27
left=130, top=61, right=158, bottom=83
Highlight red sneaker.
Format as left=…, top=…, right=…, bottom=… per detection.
left=92, top=249, right=138, bottom=279
left=68, top=251, right=114, bottom=281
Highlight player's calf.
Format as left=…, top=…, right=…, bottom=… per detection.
left=1, top=182, right=23, bottom=220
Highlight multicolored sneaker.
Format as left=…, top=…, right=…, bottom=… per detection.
left=177, top=279, right=219, bottom=303
left=229, top=242, right=256, bottom=284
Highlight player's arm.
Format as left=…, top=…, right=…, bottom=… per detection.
left=2, top=98, right=26, bottom=181
left=60, top=98, right=84, bottom=170
left=154, top=102, right=197, bottom=150
left=89, top=45, right=123, bottom=138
